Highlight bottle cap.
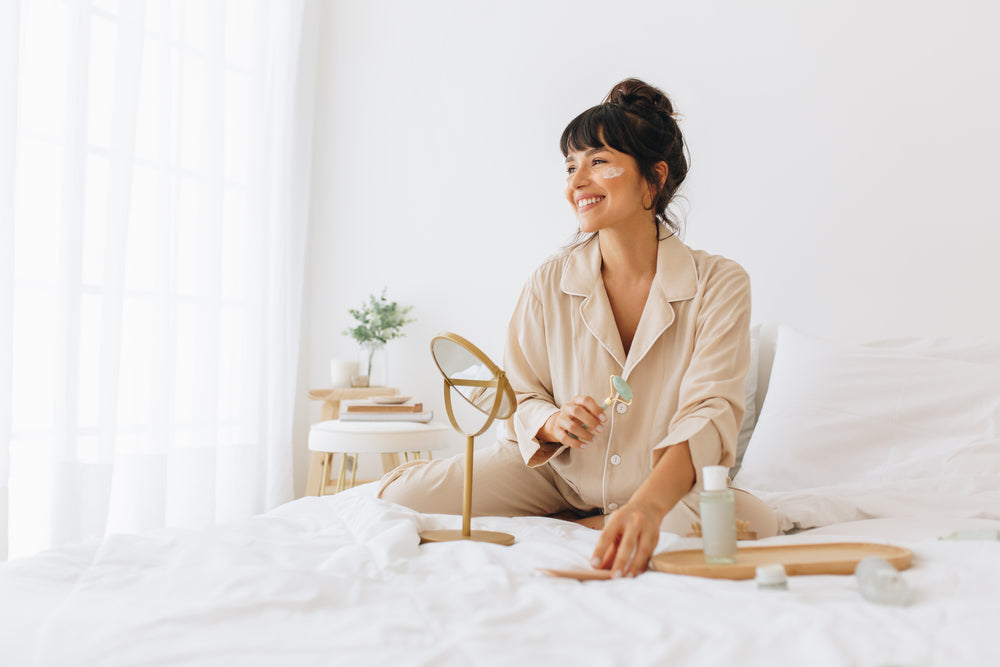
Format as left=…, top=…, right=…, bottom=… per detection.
left=755, top=564, right=788, bottom=586
left=702, top=465, right=729, bottom=491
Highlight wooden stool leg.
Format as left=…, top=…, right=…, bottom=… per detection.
left=336, top=453, right=348, bottom=493
left=306, top=452, right=331, bottom=496
left=318, top=453, right=331, bottom=496
left=350, top=453, right=359, bottom=489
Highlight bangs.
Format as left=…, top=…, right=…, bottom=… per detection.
left=559, top=104, right=633, bottom=156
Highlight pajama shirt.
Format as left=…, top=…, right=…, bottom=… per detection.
left=380, top=228, right=777, bottom=536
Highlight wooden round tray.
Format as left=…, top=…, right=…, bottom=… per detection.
left=649, top=542, right=912, bottom=580
left=538, top=568, right=614, bottom=581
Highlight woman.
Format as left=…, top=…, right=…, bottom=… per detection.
left=379, top=78, right=777, bottom=577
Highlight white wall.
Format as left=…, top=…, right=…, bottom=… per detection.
left=294, top=0, right=1000, bottom=493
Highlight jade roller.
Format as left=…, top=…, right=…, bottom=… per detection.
left=599, top=374, right=633, bottom=411
left=567, top=375, right=633, bottom=441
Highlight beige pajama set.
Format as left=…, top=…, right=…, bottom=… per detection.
left=379, top=231, right=778, bottom=537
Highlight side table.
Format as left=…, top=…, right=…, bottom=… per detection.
left=305, top=386, right=400, bottom=496
left=308, top=420, right=451, bottom=495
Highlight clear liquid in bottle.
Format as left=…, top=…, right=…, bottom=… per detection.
left=700, top=466, right=737, bottom=564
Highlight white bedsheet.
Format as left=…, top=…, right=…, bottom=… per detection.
left=1, top=485, right=998, bottom=667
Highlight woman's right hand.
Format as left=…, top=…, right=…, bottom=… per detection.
left=536, top=396, right=607, bottom=449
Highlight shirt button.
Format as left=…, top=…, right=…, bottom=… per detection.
left=610, top=454, right=622, bottom=465
left=608, top=502, right=620, bottom=511
left=616, top=403, right=628, bottom=414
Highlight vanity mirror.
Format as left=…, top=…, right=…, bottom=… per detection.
left=420, top=332, right=516, bottom=546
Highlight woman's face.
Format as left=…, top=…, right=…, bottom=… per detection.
left=564, top=143, right=653, bottom=234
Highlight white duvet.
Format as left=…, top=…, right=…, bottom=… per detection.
left=1, top=485, right=998, bottom=667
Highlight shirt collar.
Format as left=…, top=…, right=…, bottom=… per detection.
left=558, top=225, right=698, bottom=372
left=559, top=227, right=698, bottom=303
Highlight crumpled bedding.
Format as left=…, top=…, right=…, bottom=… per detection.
left=1, top=484, right=998, bottom=666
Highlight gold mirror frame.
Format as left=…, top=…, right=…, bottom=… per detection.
left=420, top=332, right=516, bottom=547
left=430, top=332, right=515, bottom=434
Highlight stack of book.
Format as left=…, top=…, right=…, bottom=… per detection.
left=338, top=398, right=433, bottom=423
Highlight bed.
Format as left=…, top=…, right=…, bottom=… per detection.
left=2, top=326, right=999, bottom=666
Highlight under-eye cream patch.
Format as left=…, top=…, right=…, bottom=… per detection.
left=602, top=166, right=624, bottom=179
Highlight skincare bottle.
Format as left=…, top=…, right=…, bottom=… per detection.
left=700, top=465, right=738, bottom=564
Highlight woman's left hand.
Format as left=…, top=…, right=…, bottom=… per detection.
left=589, top=442, right=695, bottom=577
left=590, top=500, right=664, bottom=578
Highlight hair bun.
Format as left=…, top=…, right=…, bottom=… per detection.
left=604, top=78, right=675, bottom=117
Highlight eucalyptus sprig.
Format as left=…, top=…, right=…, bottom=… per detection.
left=343, top=288, right=415, bottom=346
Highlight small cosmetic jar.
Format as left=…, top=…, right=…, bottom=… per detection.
left=755, top=564, right=789, bottom=590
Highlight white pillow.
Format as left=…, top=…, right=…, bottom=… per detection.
left=730, top=324, right=760, bottom=478
left=734, top=326, right=1000, bottom=531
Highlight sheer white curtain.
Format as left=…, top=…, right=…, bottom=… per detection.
left=0, top=0, right=318, bottom=560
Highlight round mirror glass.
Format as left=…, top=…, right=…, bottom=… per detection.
left=430, top=335, right=515, bottom=420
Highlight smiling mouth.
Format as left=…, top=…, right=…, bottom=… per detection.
left=577, top=196, right=605, bottom=209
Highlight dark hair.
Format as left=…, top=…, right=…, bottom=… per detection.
left=560, top=78, right=689, bottom=237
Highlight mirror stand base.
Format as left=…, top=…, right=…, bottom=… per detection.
left=419, top=529, right=515, bottom=546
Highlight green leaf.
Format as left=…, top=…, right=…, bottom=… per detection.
left=342, top=287, right=415, bottom=345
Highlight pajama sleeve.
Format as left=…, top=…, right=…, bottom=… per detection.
left=502, top=279, right=564, bottom=468
left=650, top=259, right=751, bottom=486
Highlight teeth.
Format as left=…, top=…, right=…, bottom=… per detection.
left=577, top=196, right=604, bottom=208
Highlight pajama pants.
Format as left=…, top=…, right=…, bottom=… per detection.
left=378, top=439, right=779, bottom=538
